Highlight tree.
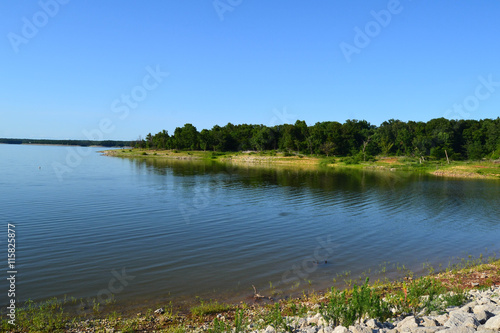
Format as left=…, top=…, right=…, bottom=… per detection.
left=320, top=142, right=336, bottom=157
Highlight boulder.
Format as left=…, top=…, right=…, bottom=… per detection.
left=444, top=310, right=480, bottom=329
left=484, top=314, right=500, bottom=330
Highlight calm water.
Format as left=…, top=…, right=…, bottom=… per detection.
left=1, top=144, right=499, bottom=312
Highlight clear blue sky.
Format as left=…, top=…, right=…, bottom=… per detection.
left=1, top=0, right=499, bottom=140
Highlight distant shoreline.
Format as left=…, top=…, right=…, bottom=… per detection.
left=0, top=142, right=130, bottom=148
left=102, top=148, right=500, bottom=180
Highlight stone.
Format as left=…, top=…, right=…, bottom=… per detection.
left=438, top=327, right=475, bottom=333
left=264, top=325, right=275, bottom=333
left=303, top=327, right=318, bottom=333
left=348, top=324, right=372, bottom=333
left=405, top=328, right=443, bottom=333
left=484, top=314, right=500, bottom=330
left=154, top=307, right=164, bottom=314
left=460, top=300, right=477, bottom=312
left=397, top=315, right=419, bottom=330
left=365, top=318, right=381, bottom=329
left=434, top=314, right=449, bottom=326
left=332, top=326, right=349, bottom=333
left=318, top=327, right=334, bottom=333
left=419, top=316, right=439, bottom=327
left=444, top=310, right=480, bottom=329
left=297, top=318, right=307, bottom=328
left=473, top=305, right=495, bottom=324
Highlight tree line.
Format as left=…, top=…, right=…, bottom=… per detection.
left=138, top=117, right=500, bottom=161
left=0, top=138, right=130, bottom=147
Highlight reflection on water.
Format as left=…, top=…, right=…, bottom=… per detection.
left=0, top=145, right=499, bottom=313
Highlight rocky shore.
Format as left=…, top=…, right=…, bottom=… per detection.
left=260, top=286, right=500, bottom=333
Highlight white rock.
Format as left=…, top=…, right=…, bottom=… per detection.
left=419, top=316, right=439, bottom=327
left=434, top=313, right=449, bottom=326
left=444, top=310, right=480, bottom=329
left=364, top=318, right=381, bottom=329
left=437, top=327, right=475, bottom=333
left=484, top=314, right=500, bottom=330
left=332, top=326, right=349, bottom=333
left=397, top=315, right=419, bottom=330
left=264, top=325, right=275, bottom=333
left=348, top=324, right=372, bottom=333
left=473, top=304, right=495, bottom=324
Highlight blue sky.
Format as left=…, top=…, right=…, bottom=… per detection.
left=1, top=1, right=499, bottom=140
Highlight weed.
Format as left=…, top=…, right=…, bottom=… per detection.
left=190, top=300, right=233, bottom=317
left=320, top=278, right=391, bottom=327
left=264, top=303, right=293, bottom=333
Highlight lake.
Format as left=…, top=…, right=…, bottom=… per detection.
left=1, top=144, right=499, bottom=314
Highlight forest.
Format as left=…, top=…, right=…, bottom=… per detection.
left=0, top=138, right=129, bottom=147
left=136, top=117, right=500, bottom=161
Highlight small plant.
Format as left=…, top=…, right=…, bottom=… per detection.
left=142, top=152, right=148, bottom=155
left=320, top=278, right=391, bottom=327
left=190, top=300, right=233, bottom=317
left=264, top=303, right=293, bottom=333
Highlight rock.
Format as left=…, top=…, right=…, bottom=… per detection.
left=297, top=318, right=307, bottom=328
left=307, top=312, right=322, bottom=325
left=434, top=313, right=450, bottom=326
left=419, top=316, right=439, bottom=327
left=303, top=327, right=318, bottom=333
left=154, top=307, right=164, bottom=314
left=476, top=326, right=499, bottom=333
left=348, top=324, right=372, bottom=333
left=264, top=325, right=275, bottom=333
left=444, top=310, right=480, bottom=329
left=437, top=327, right=476, bottom=333
left=484, top=314, right=500, bottom=330
left=332, top=326, right=349, bottom=333
left=473, top=305, right=495, bottom=324
left=460, top=300, right=477, bottom=312
left=318, top=327, right=334, bottom=333
left=405, top=328, right=443, bottom=333
left=365, top=318, right=381, bottom=329
left=397, top=315, right=419, bottom=330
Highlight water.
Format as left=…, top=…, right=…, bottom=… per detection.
left=1, top=144, right=499, bottom=312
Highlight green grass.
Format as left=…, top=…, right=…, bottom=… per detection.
left=1, top=298, right=69, bottom=333
left=190, top=300, right=234, bottom=317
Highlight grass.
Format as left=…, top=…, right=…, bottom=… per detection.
left=190, top=299, right=234, bottom=317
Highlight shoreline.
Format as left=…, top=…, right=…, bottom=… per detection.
left=102, top=149, right=500, bottom=180
left=4, top=258, right=500, bottom=332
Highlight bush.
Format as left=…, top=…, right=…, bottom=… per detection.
left=342, top=156, right=360, bottom=165
left=320, top=278, right=391, bottom=327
